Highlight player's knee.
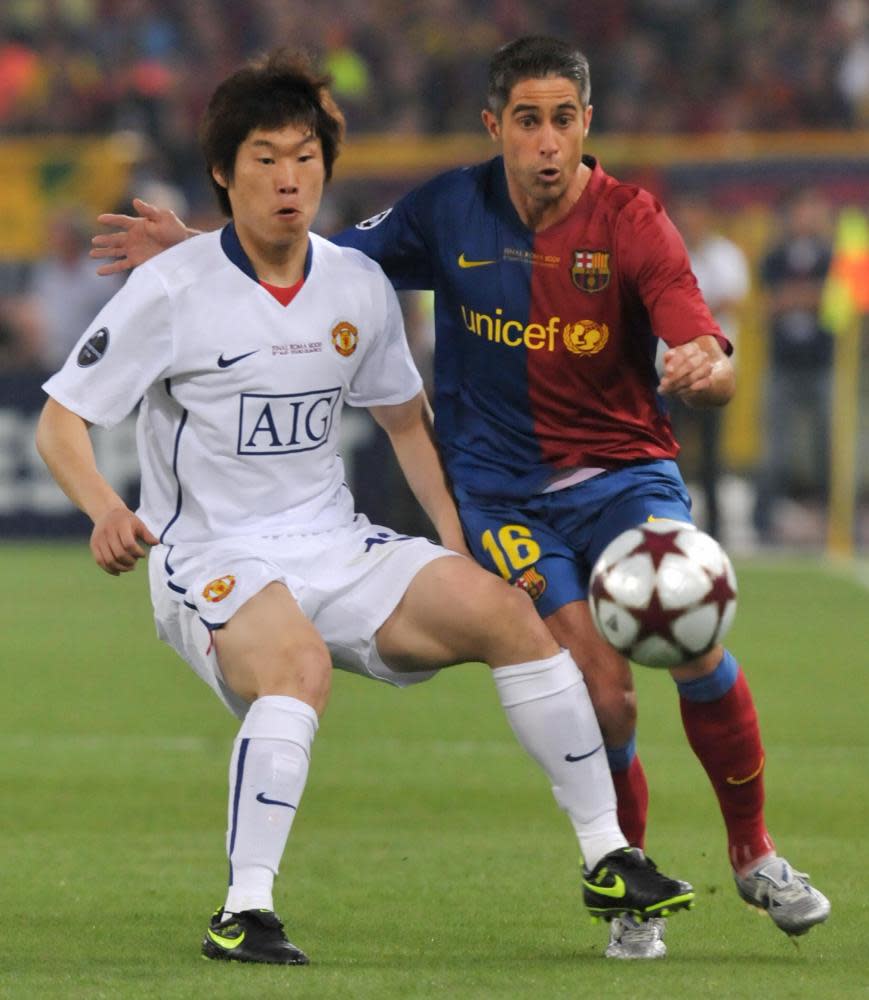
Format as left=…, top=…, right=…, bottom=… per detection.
left=580, top=659, right=637, bottom=743
left=591, top=687, right=637, bottom=747
left=258, top=638, right=332, bottom=705
left=218, top=631, right=332, bottom=710
left=477, top=578, right=559, bottom=663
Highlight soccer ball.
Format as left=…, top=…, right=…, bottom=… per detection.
left=588, top=519, right=737, bottom=668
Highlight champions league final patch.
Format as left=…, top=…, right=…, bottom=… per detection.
left=202, top=574, right=236, bottom=603
left=331, top=321, right=359, bottom=357
left=570, top=249, right=610, bottom=292
left=76, top=327, right=110, bottom=367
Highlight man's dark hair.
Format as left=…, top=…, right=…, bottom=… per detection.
left=487, top=36, right=591, bottom=117
left=199, top=48, right=345, bottom=216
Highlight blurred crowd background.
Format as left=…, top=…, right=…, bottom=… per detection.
left=2, top=1, right=868, bottom=134
left=2, top=1, right=868, bottom=210
left=1, top=0, right=868, bottom=551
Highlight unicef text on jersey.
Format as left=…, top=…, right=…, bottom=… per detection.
left=461, top=306, right=609, bottom=355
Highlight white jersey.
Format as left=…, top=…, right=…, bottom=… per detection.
left=43, top=226, right=423, bottom=542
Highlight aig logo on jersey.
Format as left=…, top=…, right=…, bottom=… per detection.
left=570, top=249, right=610, bottom=292
left=331, top=321, right=359, bottom=357
left=238, top=388, right=341, bottom=455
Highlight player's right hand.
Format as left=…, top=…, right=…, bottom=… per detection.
left=90, top=197, right=189, bottom=275
left=90, top=507, right=159, bottom=576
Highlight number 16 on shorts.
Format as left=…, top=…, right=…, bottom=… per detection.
left=465, top=499, right=587, bottom=614
left=481, top=524, right=541, bottom=579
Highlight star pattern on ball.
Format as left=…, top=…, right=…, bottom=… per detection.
left=632, top=587, right=686, bottom=648
left=627, top=527, right=685, bottom=569
left=706, top=568, right=737, bottom=617
left=589, top=524, right=737, bottom=667
left=590, top=570, right=612, bottom=605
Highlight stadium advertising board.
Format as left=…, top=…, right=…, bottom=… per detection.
left=0, top=373, right=140, bottom=537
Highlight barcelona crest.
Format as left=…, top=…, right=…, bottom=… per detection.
left=570, top=249, right=610, bottom=293
left=513, top=567, right=547, bottom=601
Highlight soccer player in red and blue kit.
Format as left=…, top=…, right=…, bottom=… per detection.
left=333, top=36, right=831, bottom=958
left=91, top=35, right=830, bottom=960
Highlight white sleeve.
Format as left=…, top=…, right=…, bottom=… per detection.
left=345, top=271, right=424, bottom=408
left=41, top=264, right=174, bottom=429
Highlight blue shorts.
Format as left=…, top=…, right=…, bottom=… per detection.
left=457, top=460, right=693, bottom=618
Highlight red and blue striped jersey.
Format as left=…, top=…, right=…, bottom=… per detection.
left=333, top=155, right=728, bottom=500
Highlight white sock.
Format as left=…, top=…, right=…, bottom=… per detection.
left=222, top=695, right=319, bottom=916
left=492, top=649, right=627, bottom=870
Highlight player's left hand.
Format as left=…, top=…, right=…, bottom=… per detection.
left=658, top=340, right=722, bottom=405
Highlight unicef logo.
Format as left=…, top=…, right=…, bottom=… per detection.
left=563, top=320, right=609, bottom=356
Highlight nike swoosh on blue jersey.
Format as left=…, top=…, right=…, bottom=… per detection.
left=457, top=252, right=496, bottom=269
left=218, top=350, right=259, bottom=368
left=255, top=792, right=296, bottom=809
left=564, top=742, right=603, bottom=763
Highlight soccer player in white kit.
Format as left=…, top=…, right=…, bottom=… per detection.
left=36, top=50, right=694, bottom=966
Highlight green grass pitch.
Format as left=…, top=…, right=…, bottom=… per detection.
left=2, top=542, right=867, bottom=999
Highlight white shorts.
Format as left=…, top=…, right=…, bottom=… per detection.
left=148, top=516, right=459, bottom=718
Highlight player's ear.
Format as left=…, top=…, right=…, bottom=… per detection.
left=481, top=108, right=501, bottom=142
left=211, top=166, right=228, bottom=190
left=583, top=104, right=593, bottom=138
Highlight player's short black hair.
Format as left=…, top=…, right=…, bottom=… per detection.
left=487, top=36, right=591, bottom=117
left=199, top=48, right=345, bottom=216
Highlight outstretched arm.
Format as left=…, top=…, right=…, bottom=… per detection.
left=369, top=392, right=470, bottom=557
left=36, top=398, right=158, bottom=574
left=658, top=334, right=735, bottom=408
left=90, top=198, right=199, bottom=275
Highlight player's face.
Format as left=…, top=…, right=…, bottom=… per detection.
left=214, top=123, right=325, bottom=250
left=482, top=76, right=593, bottom=223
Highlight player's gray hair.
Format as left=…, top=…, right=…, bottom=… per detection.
left=487, top=36, right=591, bottom=116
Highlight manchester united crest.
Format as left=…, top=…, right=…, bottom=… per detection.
left=570, top=249, right=610, bottom=292
left=563, top=320, right=609, bottom=356
left=513, top=567, right=547, bottom=601
left=331, top=321, right=359, bottom=357
left=202, top=575, right=236, bottom=603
